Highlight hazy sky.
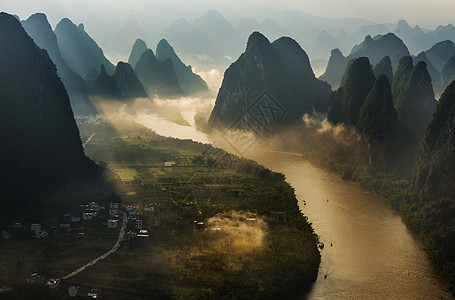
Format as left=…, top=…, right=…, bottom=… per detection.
left=1, top=0, right=454, bottom=29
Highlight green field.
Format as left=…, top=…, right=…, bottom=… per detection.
left=0, top=118, right=320, bottom=299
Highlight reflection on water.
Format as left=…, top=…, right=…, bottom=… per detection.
left=248, top=151, right=452, bottom=300
left=134, top=111, right=210, bottom=143
left=136, top=113, right=452, bottom=300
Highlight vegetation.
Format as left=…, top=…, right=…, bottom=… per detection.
left=402, top=81, right=455, bottom=293
left=0, top=118, right=320, bottom=299
left=209, top=31, right=331, bottom=129
left=271, top=79, right=455, bottom=295
left=328, top=57, right=375, bottom=126
left=392, top=57, right=437, bottom=137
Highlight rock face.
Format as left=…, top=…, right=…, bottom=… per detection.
left=156, top=39, right=208, bottom=95
left=21, top=13, right=96, bottom=114
left=348, top=33, right=410, bottom=70
left=373, top=56, right=393, bottom=85
left=134, top=49, right=184, bottom=98
left=55, top=18, right=115, bottom=77
left=208, top=32, right=332, bottom=130
left=328, top=57, right=376, bottom=126
left=392, top=57, right=437, bottom=137
left=321, top=33, right=409, bottom=89
left=0, top=13, right=99, bottom=213
left=128, top=38, right=148, bottom=69
left=319, top=48, right=348, bottom=89
left=414, top=51, right=441, bottom=94
left=441, top=56, right=455, bottom=91
left=407, top=82, right=455, bottom=283
left=357, top=75, right=401, bottom=141
left=89, top=63, right=148, bottom=100
left=413, top=81, right=455, bottom=198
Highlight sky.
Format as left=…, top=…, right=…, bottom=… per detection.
left=1, top=0, right=454, bottom=29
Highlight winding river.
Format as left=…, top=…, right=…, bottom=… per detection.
left=132, top=109, right=453, bottom=299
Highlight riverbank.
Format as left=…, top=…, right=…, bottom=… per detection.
left=246, top=123, right=455, bottom=296
left=0, top=117, right=321, bottom=299
left=243, top=151, right=453, bottom=299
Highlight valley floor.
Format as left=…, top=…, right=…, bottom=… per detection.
left=0, top=117, right=320, bottom=300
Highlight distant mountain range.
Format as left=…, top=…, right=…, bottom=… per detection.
left=76, top=9, right=455, bottom=72
left=21, top=13, right=96, bottom=115
left=55, top=18, right=115, bottom=77
left=131, top=38, right=209, bottom=98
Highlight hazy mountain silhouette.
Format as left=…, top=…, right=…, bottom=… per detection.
left=134, top=49, right=184, bottom=98
left=128, top=38, right=148, bottom=69
left=21, top=13, right=96, bottom=115
left=55, top=18, right=115, bottom=77
left=162, top=10, right=240, bottom=66
left=156, top=39, right=208, bottom=95
left=349, top=33, right=410, bottom=70
left=394, top=20, right=430, bottom=54
left=209, top=32, right=331, bottom=130
left=322, top=33, right=409, bottom=89
left=0, top=13, right=104, bottom=217
left=314, top=31, right=338, bottom=59
left=89, top=62, right=147, bottom=100
left=424, top=40, right=455, bottom=72
left=112, top=15, right=150, bottom=58
left=319, top=49, right=348, bottom=89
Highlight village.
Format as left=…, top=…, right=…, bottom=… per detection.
left=0, top=200, right=151, bottom=299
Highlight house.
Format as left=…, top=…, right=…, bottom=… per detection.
left=68, top=286, right=79, bottom=297
left=193, top=221, right=205, bottom=230
left=164, top=161, right=176, bottom=167
left=1, top=231, right=11, bottom=240
left=137, top=229, right=149, bottom=238
left=12, top=222, right=22, bottom=229
left=46, top=278, right=61, bottom=289
left=26, top=273, right=44, bottom=284
left=109, top=206, right=119, bottom=216
left=126, top=206, right=136, bottom=216
left=127, top=231, right=137, bottom=240
left=30, top=223, right=41, bottom=234
left=82, top=209, right=97, bottom=221
left=90, top=202, right=105, bottom=212
left=107, top=219, right=118, bottom=229
left=135, top=219, right=143, bottom=230
left=144, top=206, right=154, bottom=212
left=88, top=289, right=100, bottom=299
left=35, top=231, right=49, bottom=239
left=0, top=286, right=13, bottom=293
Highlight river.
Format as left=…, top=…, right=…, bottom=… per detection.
left=131, top=108, right=453, bottom=299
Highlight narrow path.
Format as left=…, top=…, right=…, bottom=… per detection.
left=61, top=212, right=127, bottom=280
left=82, top=132, right=96, bottom=147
